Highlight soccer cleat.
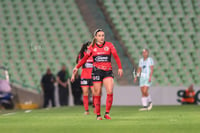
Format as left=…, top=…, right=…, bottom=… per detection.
left=139, top=107, right=148, bottom=111
left=104, top=114, right=111, bottom=120
left=84, top=111, right=89, bottom=115
left=97, top=116, right=103, bottom=120
left=148, top=102, right=153, bottom=111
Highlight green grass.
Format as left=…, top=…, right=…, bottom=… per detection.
left=0, top=106, right=200, bottom=133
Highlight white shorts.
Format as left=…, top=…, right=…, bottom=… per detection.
left=139, top=77, right=152, bottom=87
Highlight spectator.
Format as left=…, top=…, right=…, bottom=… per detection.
left=71, top=73, right=82, bottom=105
left=177, top=84, right=196, bottom=104
left=0, top=80, right=11, bottom=94
left=41, top=68, right=56, bottom=108
left=0, top=67, right=11, bottom=93
left=57, top=64, right=69, bottom=106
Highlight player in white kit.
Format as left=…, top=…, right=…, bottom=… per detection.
left=134, top=49, right=154, bottom=111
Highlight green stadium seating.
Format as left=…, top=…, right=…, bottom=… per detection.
left=0, top=0, right=91, bottom=90
left=101, top=0, right=200, bottom=85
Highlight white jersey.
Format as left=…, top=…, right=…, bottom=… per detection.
left=139, top=57, right=154, bottom=78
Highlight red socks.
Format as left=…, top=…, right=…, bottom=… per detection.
left=94, top=94, right=113, bottom=116
left=94, top=96, right=101, bottom=115
left=106, top=94, right=113, bottom=113
left=92, top=96, right=95, bottom=108
left=83, top=96, right=89, bottom=111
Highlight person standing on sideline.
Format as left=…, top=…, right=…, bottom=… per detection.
left=71, top=41, right=95, bottom=115
left=41, top=68, right=56, bottom=108
left=72, top=29, right=123, bottom=120
left=57, top=64, right=69, bottom=106
left=134, top=49, right=154, bottom=111
left=71, top=72, right=82, bottom=105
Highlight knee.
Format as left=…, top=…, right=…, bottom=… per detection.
left=142, top=92, right=148, bottom=97
left=106, top=88, right=113, bottom=94
left=82, top=90, right=89, bottom=96
left=94, top=88, right=101, bottom=96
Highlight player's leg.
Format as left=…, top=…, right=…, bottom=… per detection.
left=90, top=85, right=96, bottom=114
left=139, top=77, right=148, bottom=110
left=82, top=86, right=90, bottom=115
left=93, top=82, right=102, bottom=120
left=145, top=86, right=153, bottom=110
left=139, top=86, right=149, bottom=111
left=103, top=77, right=114, bottom=120
left=92, top=67, right=103, bottom=120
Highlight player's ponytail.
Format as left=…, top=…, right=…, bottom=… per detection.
left=76, top=41, right=91, bottom=63
left=91, top=37, right=96, bottom=47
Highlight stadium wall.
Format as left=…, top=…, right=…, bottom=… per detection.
left=100, top=86, right=200, bottom=105
left=11, top=83, right=43, bottom=109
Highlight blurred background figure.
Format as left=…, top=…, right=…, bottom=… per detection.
left=134, top=49, right=154, bottom=111
left=57, top=64, right=69, bottom=106
left=41, top=68, right=56, bottom=108
left=177, top=84, right=196, bottom=104
left=0, top=66, right=14, bottom=109
left=71, top=41, right=95, bottom=115
left=71, top=72, right=82, bottom=105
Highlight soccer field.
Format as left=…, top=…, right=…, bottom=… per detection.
left=0, top=106, right=200, bottom=133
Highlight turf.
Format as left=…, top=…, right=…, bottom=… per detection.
left=0, top=105, right=200, bottom=133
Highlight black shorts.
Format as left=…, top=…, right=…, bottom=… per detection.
left=80, top=78, right=93, bottom=87
left=92, top=67, right=114, bottom=82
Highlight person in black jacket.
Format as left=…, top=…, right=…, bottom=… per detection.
left=57, top=64, right=69, bottom=106
left=41, top=68, right=56, bottom=108
left=71, top=73, right=82, bottom=105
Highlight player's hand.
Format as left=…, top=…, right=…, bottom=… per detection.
left=72, top=67, right=78, bottom=75
left=148, top=77, right=151, bottom=82
left=71, top=75, right=75, bottom=82
left=118, top=69, right=123, bottom=77
left=134, top=77, right=137, bottom=83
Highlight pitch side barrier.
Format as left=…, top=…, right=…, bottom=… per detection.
left=99, top=86, right=200, bottom=105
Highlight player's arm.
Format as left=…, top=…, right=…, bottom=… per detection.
left=73, top=47, right=92, bottom=74
left=149, top=65, right=154, bottom=82
left=71, top=70, right=77, bottom=82
left=134, top=67, right=141, bottom=83
left=148, top=58, right=154, bottom=82
left=110, top=43, right=123, bottom=77
left=71, top=54, right=81, bottom=82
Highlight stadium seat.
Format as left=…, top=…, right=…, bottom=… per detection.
left=101, top=0, right=200, bottom=85
left=0, top=0, right=91, bottom=90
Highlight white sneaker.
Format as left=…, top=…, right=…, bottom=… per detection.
left=148, top=102, right=153, bottom=111
left=84, top=111, right=89, bottom=115
left=139, top=107, right=148, bottom=111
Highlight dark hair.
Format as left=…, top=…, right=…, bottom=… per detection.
left=91, top=38, right=96, bottom=48
left=93, top=29, right=103, bottom=36
left=92, top=29, right=104, bottom=47
left=76, top=41, right=91, bottom=63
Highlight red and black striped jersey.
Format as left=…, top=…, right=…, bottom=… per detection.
left=78, top=52, right=93, bottom=79
left=76, top=41, right=122, bottom=71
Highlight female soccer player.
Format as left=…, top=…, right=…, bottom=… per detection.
left=134, top=49, right=154, bottom=111
left=72, top=29, right=123, bottom=120
left=71, top=41, right=95, bottom=115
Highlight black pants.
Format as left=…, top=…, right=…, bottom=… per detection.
left=59, top=86, right=69, bottom=106
left=72, top=91, right=82, bottom=105
left=43, top=90, right=55, bottom=108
